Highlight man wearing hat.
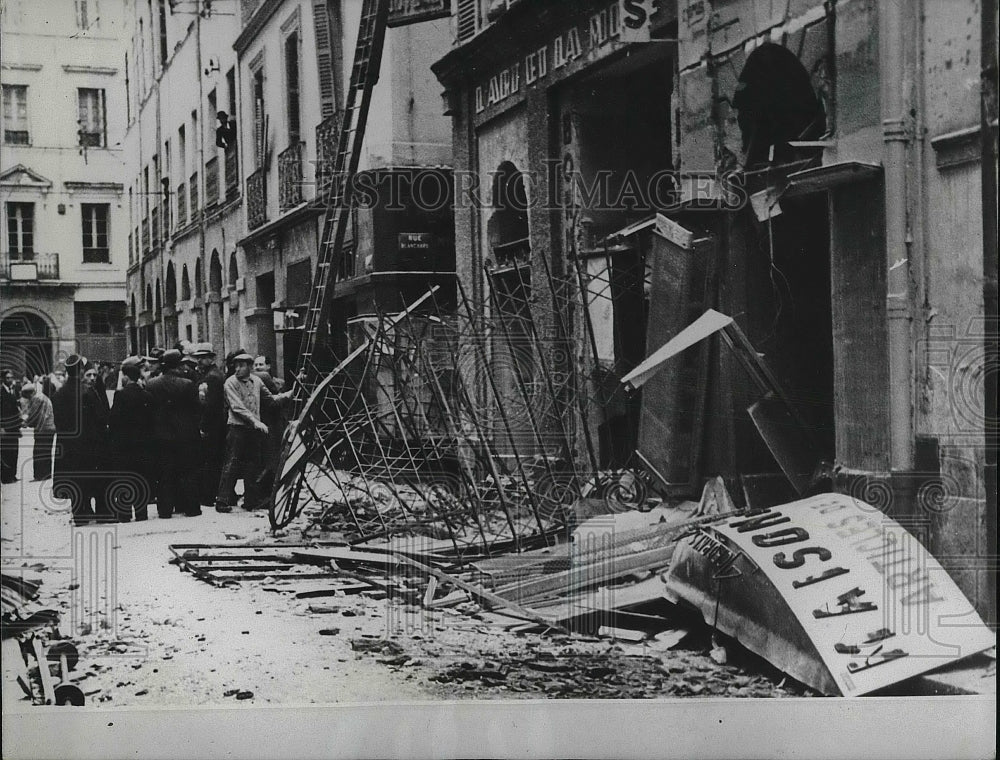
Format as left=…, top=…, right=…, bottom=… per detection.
left=52, top=355, right=113, bottom=524
left=144, top=348, right=165, bottom=381
left=193, top=343, right=227, bottom=505
left=215, top=352, right=292, bottom=512
left=109, top=357, right=154, bottom=521
left=146, top=349, right=202, bottom=518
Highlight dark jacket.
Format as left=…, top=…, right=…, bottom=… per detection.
left=199, top=365, right=227, bottom=440
left=52, top=378, right=110, bottom=469
left=146, top=369, right=201, bottom=442
left=109, top=382, right=154, bottom=463
left=1, top=384, right=21, bottom=434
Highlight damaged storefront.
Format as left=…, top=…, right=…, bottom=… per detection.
left=432, top=0, right=995, bottom=624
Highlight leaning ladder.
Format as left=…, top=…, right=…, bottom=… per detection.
left=294, top=0, right=390, bottom=401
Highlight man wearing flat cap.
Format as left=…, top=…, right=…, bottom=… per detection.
left=146, top=349, right=202, bottom=518
left=109, top=357, right=154, bottom=521
left=52, top=354, right=113, bottom=524
left=193, top=343, right=227, bottom=505
left=215, top=352, right=292, bottom=512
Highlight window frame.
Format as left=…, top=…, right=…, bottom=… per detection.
left=2, top=84, right=30, bottom=146
left=77, top=87, right=107, bottom=148
left=81, top=203, right=111, bottom=264
left=5, top=202, right=35, bottom=258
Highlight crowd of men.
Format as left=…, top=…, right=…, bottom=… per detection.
left=0, top=345, right=293, bottom=526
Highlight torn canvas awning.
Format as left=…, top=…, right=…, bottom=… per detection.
left=662, top=493, right=996, bottom=696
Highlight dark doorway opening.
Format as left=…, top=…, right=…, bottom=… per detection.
left=0, top=311, right=52, bottom=379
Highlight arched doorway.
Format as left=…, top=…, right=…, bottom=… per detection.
left=0, top=310, right=53, bottom=379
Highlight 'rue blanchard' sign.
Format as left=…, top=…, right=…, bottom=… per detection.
left=474, top=0, right=654, bottom=114
left=387, top=0, right=450, bottom=28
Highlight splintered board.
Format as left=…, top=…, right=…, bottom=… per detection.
left=169, top=544, right=344, bottom=584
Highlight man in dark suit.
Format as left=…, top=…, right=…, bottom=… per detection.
left=52, top=355, right=113, bottom=524
left=0, top=369, right=22, bottom=484
left=193, top=344, right=227, bottom=507
left=146, top=349, right=201, bottom=518
left=109, top=357, right=154, bottom=522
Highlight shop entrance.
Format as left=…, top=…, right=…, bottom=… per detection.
left=559, top=51, right=673, bottom=467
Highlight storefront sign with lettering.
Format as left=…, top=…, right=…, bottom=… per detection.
left=665, top=493, right=995, bottom=696
left=474, top=0, right=653, bottom=113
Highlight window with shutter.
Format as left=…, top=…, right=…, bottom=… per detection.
left=456, top=0, right=479, bottom=42
left=311, top=0, right=339, bottom=118
left=284, top=31, right=301, bottom=144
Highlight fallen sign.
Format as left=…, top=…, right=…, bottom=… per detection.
left=662, top=493, right=996, bottom=696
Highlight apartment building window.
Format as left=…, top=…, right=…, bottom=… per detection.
left=75, top=0, right=99, bottom=30
left=251, top=61, right=266, bottom=168
left=157, top=0, right=168, bottom=66
left=75, top=302, right=126, bottom=335
left=284, top=31, right=301, bottom=144
left=207, top=89, right=218, bottom=151
left=78, top=88, right=107, bottom=148
left=6, top=202, right=35, bottom=258
left=81, top=204, right=110, bottom=263
left=2, top=85, right=29, bottom=145
left=226, top=67, right=237, bottom=119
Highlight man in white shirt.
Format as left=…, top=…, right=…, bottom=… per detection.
left=214, top=353, right=292, bottom=512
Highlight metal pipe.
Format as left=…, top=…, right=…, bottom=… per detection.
left=879, top=0, right=915, bottom=472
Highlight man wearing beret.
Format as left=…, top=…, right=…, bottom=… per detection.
left=146, top=349, right=202, bottom=518
left=215, top=352, right=292, bottom=512
left=109, top=357, right=155, bottom=521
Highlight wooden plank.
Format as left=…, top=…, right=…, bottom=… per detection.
left=491, top=545, right=676, bottom=605
left=30, top=638, right=55, bottom=706
left=393, top=554, right=567, bottom=633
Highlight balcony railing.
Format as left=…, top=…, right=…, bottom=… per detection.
left=1, top=252, right=60, bottom=281
left=315, top=112, right=340, bottom=196
left=225, top=144, right=239, bottom=199
left=189, top=172, right=200, bottom=222
left=176, top=183, right=187, bottom=227
left=246, top=167, right=267, bottom=230
left=142, top=216, right=150, bottom=253
left=205, top=156, right=220, bottom=207
left=278, top=141, right=304, bottom=210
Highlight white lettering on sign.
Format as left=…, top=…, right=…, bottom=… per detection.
left=474, top=63, right=522, bottom=114
left=524, top=46, right=548, bottom=85
left=473, top=0, right=652, bottom=114
left=709, top=494, right=995, bottom=696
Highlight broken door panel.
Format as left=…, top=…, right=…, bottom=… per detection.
left=636, top=223, right=717, bottom=496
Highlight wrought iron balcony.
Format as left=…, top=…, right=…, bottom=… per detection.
left=225, top=144, right=239, bottom=199
left=278, top=141, right=305, bottom=210
left=205, top=156, right=220, bottom=207
left=315, top=112, right=340, bottom=196
left=176, top=183, right=187, bottom=227
left=246, top=167, right=267, bottom=230
left=189, top=172, right=200, bottom=222
left=1, top=252, right=60, bottom=281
